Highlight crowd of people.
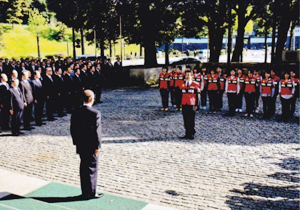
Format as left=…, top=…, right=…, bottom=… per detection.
left=0, top=57, right=122, bottom=136
left=159, top=65, right=299, bottom=121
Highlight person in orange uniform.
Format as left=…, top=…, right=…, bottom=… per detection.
left=260, top=70, right=274, bottom=119
left=174, top=66, right=185, bottom=111
left=216, top=67, right=226, bottom=111
left=193, top=67, right=204, bottom=92
left=169, top=65, right=176, bottom=108
left=243, top=70, right=257, bottom=118
left=181, top=70, right=200, bottom=140
left=290, top=70, right=299, bottom=118
left=270, top=69, right=280, bottom=117
left=200, top=67, right=208, bottom=110
left=253, top=69, right=262, bottom=113
left=236, top=69, right=245, bottom=113
left=225, top=69, right=239, bottom=116
left=206, top=69, right=220, bottom=113
left=279, top=71, right=295, bottom=121
left=159, top=66, right=170, bottom=111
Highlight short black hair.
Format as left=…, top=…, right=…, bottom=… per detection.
left=186, top=65, right=191, bottom=69
left=177, top=66, right=182, bottom=70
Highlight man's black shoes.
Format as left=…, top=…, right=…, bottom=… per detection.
left=80, top=193, right=104, bottom=200
left=180, top=135, right=194, bottom=140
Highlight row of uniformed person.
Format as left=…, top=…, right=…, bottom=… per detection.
left=159, top=66, right=299, bottom=121
left=0, top=64, right=105, bottom=136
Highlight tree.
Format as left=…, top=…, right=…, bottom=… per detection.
left=28, top=8, right=48, bottom=58
left=6, top=0, right=32, bottom=28
left=273, top=0, right=298, bottom=64
left=231, top=0, right=265, bottom=62
left=181, top=0, right=229, bottom=62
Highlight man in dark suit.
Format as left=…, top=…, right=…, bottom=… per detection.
left=73, top=69, right=83, bottom=108
left=43, top=67, right=56, bottom=121
left=9, top=79, right=25, bottom=136
left=53, top=68, right=66, bottom=117
left=20, top=70, right=34, bottom=130
left=95, top=64, right=104, bottom=103
left=0, top=73, right=10, bottom=132
left=80, top=65, right=90, bottom=90
left=70, top=90, right=103, bottom=199
left=64, top=67, right=75, bottom=113
left=32, top=71, right=44, bottom=126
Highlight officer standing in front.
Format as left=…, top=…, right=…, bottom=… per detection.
left=70, top=90, right=103, bottom=199
left=181, top=70, right=200, bottom=140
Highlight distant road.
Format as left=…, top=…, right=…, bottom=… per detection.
left=122, top=50, right=271, bottom=66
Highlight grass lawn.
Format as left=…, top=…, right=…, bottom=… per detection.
left=0, top=23, right=141, bottom=60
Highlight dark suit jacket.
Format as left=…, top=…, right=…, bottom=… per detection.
left=9, top=87, right=25, bottom=111
left=42, top=75, right=55, bottom=99
left=72, top=75, right=83, bottom=94
left=0, top=83, right=10, bottom=107
left=31, top=79, right=44, bottom=102
left=20, top=80, right=34, bottom=105
left=64, top=73, right=74, bottom=94
left=70, top=105, right=102, bottom=154
left=80, top=70, right=90, bottom=90
left=53, top=74, right=65, bottom=96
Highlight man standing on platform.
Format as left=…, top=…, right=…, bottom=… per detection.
left=181, top=70, right=200, bottom=140
left=70, top=90, right=103, bottom=199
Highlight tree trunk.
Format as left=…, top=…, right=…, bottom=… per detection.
left=227, top=4, right=232, bottom=72
left=72, top=27, right=76, bottom=59
left=109, top=40, right=112, bottom=58
left=275, top=14, right=291, bottom=64
left=165, top=42, right=169, bottom=65
left=100, top=39, right=105, bottom=59
left=140, top=45, right=143, bottom=57
left=264, top=29, right=268, bottom=63
left=232, top=18, right=246, bottom=62
left=37, top=35, right=40, bottom=58
left=80, top=28, right=85, bottom=55
left=271, top=18, right=276, bottom=64
left=288, top=22, right=295, bottom=50
left=208, top=26, right=225, bottom=62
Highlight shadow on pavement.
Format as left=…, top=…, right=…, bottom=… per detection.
left=225, top=157, right=300, bottom=209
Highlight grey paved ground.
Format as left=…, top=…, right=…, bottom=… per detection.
left=0, top=87, right=299, bottom=210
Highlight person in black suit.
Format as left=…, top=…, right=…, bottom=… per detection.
left=32, top=71, right=44, bottom=126
left=9, top=79, right=25, bottom=136
left=80, top=65, right=90, bottom=90
left=73, top=69, right=83, bottom=108
left=0, top=73, right=10, bottom=132
left=70, top=90, right=103, bottom=199
left=43, top=67, right=56, bottom=121
left=53, top=68, right=66, bottom=117
left=20, top=71, right=34, bottom=130
left=64, top=67, right=75, bottom=113
left=95, top=64, right=104, bottom=103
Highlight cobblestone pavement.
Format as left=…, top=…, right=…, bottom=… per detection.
left=0, top=87, right=299, bottom=210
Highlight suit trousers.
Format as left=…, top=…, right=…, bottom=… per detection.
left=236, top=92, right=244, bottom=109
left=262, top=96, right=272, bottom=117
left=227, top=93, right=237, bottom=115
left=200, top=89, right=207, bottom=107
left=1, top=105, right=10, bottom=129
left=281, top=97, right=292, bottom=120
left=254, top=90, right=260, bottom=110
left=23, top=103, right=33, bottom=129
left=174, top=87, right=182, bottom=108
left=244, top=92, right=255, bottom=115
left=34, top=101, right=44, bottom=125
left=169, top=87, right=176, bottom=106
left=11, top=110, right=23, bottom=134
left=291, top=96, right=297, bottom=116
left=216, top=90, right=224, bottom=109
left=160, top=89, right=169, bottom=108
left=79, top=153, right=99, bottom=196
left=208, top=90, right=218, bottom=111
left=46, top=97, right=55, bottom=120
left=269, top=94, right=277, bottom=116
left=182, top=105, right=196, bottom=137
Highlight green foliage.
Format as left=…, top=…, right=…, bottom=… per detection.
left=6, top=0, right=32, bottom=25
left=28, top=8, right=48, bottom=36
